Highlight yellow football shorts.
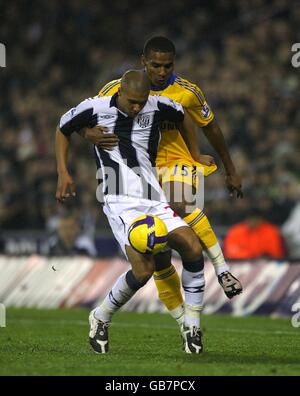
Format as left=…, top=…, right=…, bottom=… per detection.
left=158, top=160, right=217, bottom=189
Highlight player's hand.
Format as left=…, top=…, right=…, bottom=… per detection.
left=56, top=171, right=76, bottom=203
left=82, top=126, right=119, bottom=149
left=225, top=173, right=243, bottom=198
left=195, top=154, right=216, bottom=166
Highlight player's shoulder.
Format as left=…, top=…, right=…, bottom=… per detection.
left=61, top=95, right=110, bottom=121
left=175, top=75, right=202, bottom=90
left=81, top=95, right=111, bottom=107
left=99, top=78, right=121, bottom=96
left=72, top=95, right=113, bottom=117
left=175, top=75, right=206, bottom=105
left=148, top=95, right=182, bottom=111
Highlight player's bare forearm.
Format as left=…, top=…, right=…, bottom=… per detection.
left=202, top=119, right=236, bottom=175
left=202, top=119, right=243, bottom=197
left=55, top=126, right=71, bottom=175
left=55, top=127, right=76, bottom=202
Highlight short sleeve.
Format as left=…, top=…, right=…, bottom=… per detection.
left=59, top=98, right=98, bottom=136
left=184, top=86, right=214, bottom=127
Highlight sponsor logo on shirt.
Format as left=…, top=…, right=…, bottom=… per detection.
left=99, top=115, right=115, bottom=119
left=201, top=104, right=211, bottom=118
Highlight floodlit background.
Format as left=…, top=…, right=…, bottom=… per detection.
left=1, top=0, right=300, bottom=257
left=0, top=0, right=300, bottom=377
left=0, top=0, right=299, bottom=313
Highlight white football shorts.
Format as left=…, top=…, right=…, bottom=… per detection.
left=102, top=196, right=188, bottom=255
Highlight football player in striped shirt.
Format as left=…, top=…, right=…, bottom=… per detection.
left=80, top=37, right=243, bottom=329
left=56, top=70, right=207, bottom=353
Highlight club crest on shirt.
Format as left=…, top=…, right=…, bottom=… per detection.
left=137, top=114, right=151, bottom=128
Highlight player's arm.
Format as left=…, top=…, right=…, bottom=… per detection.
left=55, top=126, right=76, bottom=203
left=186, top=84, right=243, bottom=198
left=202, top=119, right=243, bottom=198
left=178, top=111, right=215, bottom=167
left=55, top=98, right=98, bottom=202
left=76, top=82, right=120, bottom=149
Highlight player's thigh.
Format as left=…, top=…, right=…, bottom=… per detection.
left=168, top=226, right=202, bottom=261
left=125, top=245, right=155, bottom=283
left=160, top=162, right=196, bottom=189
left=160, top=162, right=199, bottom=218
left=163, top=181, right=196, bottom=218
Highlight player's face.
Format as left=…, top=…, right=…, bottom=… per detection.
left=142, top=51, right=175, bottom=88
left=118, top=88, right=149, bottom=118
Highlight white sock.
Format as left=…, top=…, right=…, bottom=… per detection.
left=94, top=272, right=137, bottom=322
left=205, top=242, right=229, bottom=276
left=170, top=304, right=185, bottom=327
left=185, top=304, right=203, bottom=329
left=181, top=268, right=205, bottom=328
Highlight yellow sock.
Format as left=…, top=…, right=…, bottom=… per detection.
left=184, top=208, right=217, bottom=249
left=153, top=264, right=184, bottom=315
left=184, top=209, right=229, bottom=275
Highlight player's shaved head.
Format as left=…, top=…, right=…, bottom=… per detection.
left=117, top=70, right=150, bottom=117
left=120, top=70, right=150, bottom=94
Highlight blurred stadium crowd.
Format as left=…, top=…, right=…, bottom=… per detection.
left=1, top=0, right=299, bottom=255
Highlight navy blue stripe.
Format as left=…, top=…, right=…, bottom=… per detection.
left=113, top=112, right=139, bottom=169
left=61, top=108, right=97, bottom=136
left=109, top=291, right=122, bottom=308
left=94, top=146, right=123, bottom=195
left=157, top=101, right=184, bottom=123
left=114, top=111, right=156, bottom=199
left=147, top=111, right=161, bottom=167
left=183, top=285, right=205, bottom=293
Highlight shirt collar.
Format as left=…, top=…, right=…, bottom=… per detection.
left=150, top=73, right=176, bottom=91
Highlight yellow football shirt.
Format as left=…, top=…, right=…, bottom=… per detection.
left=98, top=74, right=215, bottom=174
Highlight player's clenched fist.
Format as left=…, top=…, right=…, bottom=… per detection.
left=56, top=171, right=76, bottom=203
left=194, top=154, right=216, bottom=166
left=225, top=173, right=243, bottom=199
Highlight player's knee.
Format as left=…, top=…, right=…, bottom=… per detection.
left=134, top=268, right=153, bottom=284
left=154, top=250, right=172, bottom=271
left=182, top=254, right=204, bottom=272
left=169, top=201, right=188, bottom=218
left=169, top=228, right=202, bottom=261
left=125, top=269, right=147, bottom=291
left=187, top=237, right=202, bottom=259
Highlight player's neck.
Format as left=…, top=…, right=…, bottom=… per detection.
left=115, top=96, right=128, bottom=117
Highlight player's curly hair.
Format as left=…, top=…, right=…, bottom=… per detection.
left=143, top=36, right=176, bottom=57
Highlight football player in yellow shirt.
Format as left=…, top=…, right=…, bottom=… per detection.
left=80, top=36, right=243, bottom=328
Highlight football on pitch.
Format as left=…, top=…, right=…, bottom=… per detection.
left=128, top=215, right=168, bottom=254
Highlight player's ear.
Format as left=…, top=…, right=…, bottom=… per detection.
left=141, top=54, right=146, bottom=67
